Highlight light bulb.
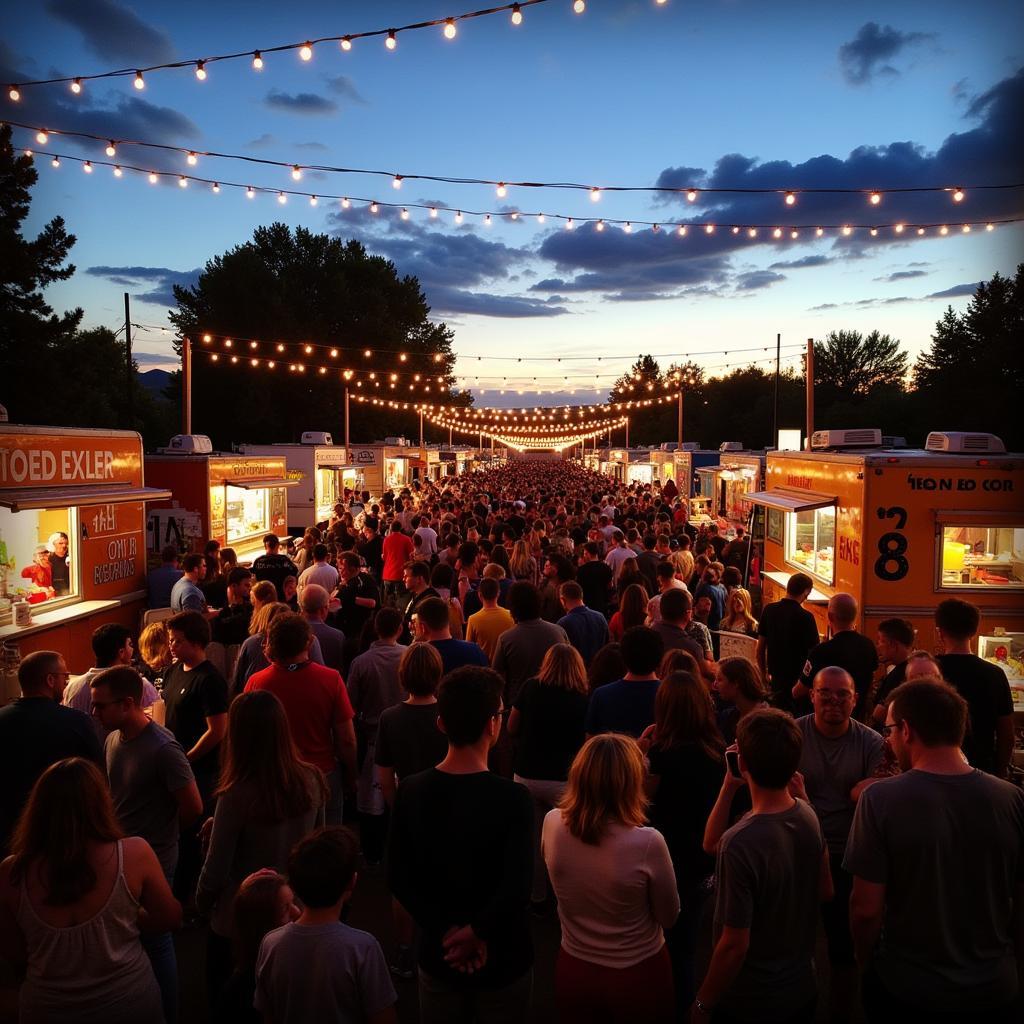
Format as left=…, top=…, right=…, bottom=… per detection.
left=870, top=227, right=878, bottom=236
left=732, top=226, right=740, bottom=234
left=429, top=207, right=438, bottom=218
left=103, top=140, right=116, bottom=156
left=113, top=166, right=123, bottom=177
left=574, top=1, right=586, bottom=13
left=785, top=191, right=796, bottom=206
left=678, top=225, right=687, bottom=236
left=842, top=225, right=852, bottom=235
left=455, top=210, right=463, bottom=222
left=341, top=36, right=352, bottom=51
left=134, top=71, right=145, bottom=90
left=246, top=186, right=255, bottom=198
left=364, top=349, right=372, bottom=357
left=705, top=224, right=715, bottom=234
left=869, top=191, right=881, bottom=205
left=401, top=207, right=409, bottom=219
left=815, top=226, right=824, bottom=236
left=392, top=174, right=402, bottom=189
left=917, top=227, right=926, bottom=235
left=483, top=214, right=491, bottom=226
left=252, top=51, right=263, bottom=69
left=51, top=157, right=60, bottom=168
left=444, top=18, right=457, bottom=39
left=773, top=227, right=782, bottom=238
left=299, top=42, right=313, bottom=61
left=596, top=220, right=604, bottom=231
left=790, top=229, right=799, bottom=239
left=386, top=30, right=397, bottom=50
left=178, top=175, right=187, bottom=188
left=686, top=189, right=698, bottom=202
left=496, top=182, right=507, bottom=197
left=278, top=192, right=287, bottom=204
left=71, top=78, right=82, bottom=94
left=8, top=86, right=20, bottom=102
left=511, top=3, right=523, bottom=24
left=952, top=187, right=965, bottom=202
left=894, top=223, right=904, bottom=233
left=291, top=165, right=302, bottom=181
left=624, top=222, right=632, bottom=233
left=939, top=225, right=949, bottom=235
left=370, top=202, right=379, bottom=213
left=35, top=131, right=48, bottom=144
left=537, top=213, right=545, bottom=223
left=212, top=182, right=219, bottom=193
left=195, top=61, right=206, bottom=80
left=986, top=223, right=994, bottom=231
left=590, top=187, right=602, bottom=202
left=748, top=228, right=757, bottom=238
left=149, top=171, right=158, bottom=184
left=310, top=195, right=318, bottom=206
left=187, top=152, right=198, bottom=166
left=342, top=197, right=350, bottom=208
left=83, top=161, right=93, bottom=173
left=566, top=218, right=574, bottom=229
left=510, top=211, right=519, bottom=220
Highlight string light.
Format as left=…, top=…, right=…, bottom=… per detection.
left=291, top=165, right=302, bottom=181
left=278, top=191, right=287, bottom=203
left=392, top=174, right=402, bottom=189
left=83, top=160, right=92, bottom=173
left=35, top=130, right=48, bottom=144
left=105, top=140, right=116, bottom=156
left=386, top=30, right=398, bottom=50
left=187, top=151, right=198, bottom=166
left=134, top=71, right=145, bottom=90
left=341, top=36, right=353, bottom=51
left=952, top=187, right=965, bottom=202
left=252, top=51, right=263, bottom=69
left=573, top=1, right=586, bottom=13
left=195, top=61, right=207, bottom=81
left=113, top=166, right=123, bottom=177
left=869, top=191, right=881, bottom=205
left=51, top=156, right=59, bottom=168
left=70, top=78, right=82, bottom=94
left=444, top=18, right=457, bottom=38
left=496, top=182, right=507, bottom=197
left=785, top=191, right=796, bottom=205
left=148, top=171, right=158, bottom=184
left=512, top=3, right=524, bottom=24
left=310, top=195, right=318, bottom=206
left=246, top=186, right=255, bottom=198
left=299, top=42, right=313, bottom=61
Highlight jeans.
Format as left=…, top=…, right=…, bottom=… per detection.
left=418, top=968, right=533, bottom=1024
left=142, top=928, right=178, bottom=1024
left=513, top=775, right=567, bottom=902
left=664, top=879, right=710, bottom=1016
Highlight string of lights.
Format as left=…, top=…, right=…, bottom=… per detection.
left=23, top=149, right=1016, bottom=238
left=3, top=1, right=574, bottom=98
left=9, top=121, right=1012, bottom=206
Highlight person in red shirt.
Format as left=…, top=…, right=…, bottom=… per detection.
left=381, top=520, right=414, bottom=607
left=20, top=546, right=55, bottom=603
left=245, top=613, right=356, bottom=825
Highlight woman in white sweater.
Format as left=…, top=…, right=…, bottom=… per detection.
left=542, top=733, right=680, bottom=1023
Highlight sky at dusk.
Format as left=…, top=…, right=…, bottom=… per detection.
left=4, top=0, right=1023, bottom=410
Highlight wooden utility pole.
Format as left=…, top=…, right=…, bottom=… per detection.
left=124, top=293, right=133, bottom=429
left=181, top=336, right=192, bottom=434
left=772, top=333, right=781, bottom=446
left=677, top=390, right=683, bottom=447
left=805, top=337, right=815, bottom=447
left=344, top=386, right=350, bottom=452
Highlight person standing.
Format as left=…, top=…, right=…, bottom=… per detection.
left=334, top=551, right=380, bottom=670
left=358, top=521, right=385, bottom=584
left=847, top=679, right=1024, bottom=1022
left=696, top=709, right=831, bottom=1024
left=0, top=651, right=102, bottom=854
left=413, top=596, right=490, bottom=675
left=464, top=576, right=515, bottom=662
left=934, top=597, right=1015, bottom=777
left=557, top=581, right=611, bottom=668
left=868, top=618, right=915, bottom=729
left=400, top=560, right=439, bottom=641
left=90, top=665, right=203, bottom=1024
left=300, top=583, right=346, bottom=673
left=651, top=588, right=708, bottom=670
left=381, top=521, right=414, bottom=606
left=297, top=543, right=339, bottom=596
left=244, top=613, right=356, bottom=825
left=170, top=553, right=211, bottom=614
left=793, top=594, right=878, bottom=718
left=252, top=534, right=299, bottom=603
left=755, top=573, right=820, bottom=712
left=211, top=567, right=254, bottom=646
left=575, top=541, right=613, bottom=617
left=792, top=667, right=884, bottom=1022
left=387, top=666, right=534, bottom=1024
left=543, top=734, right=679, bottom=1024
left=585, top=626, right=666, bottom=738
left=148, top=544, right=183, bottom=609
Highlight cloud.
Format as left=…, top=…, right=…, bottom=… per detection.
left=247, top=133, right=277, bottom=149
left=838, top=22, right=936, bottom=86
left=874, top=270, right=928, bottom=281
left=735, top=270, right=786, bottom=291
left=927, top=282, right=979, bottom=298
left=85, top=265, right=201, bottom=307
left=769, top=255, right=831, bottom=270
left=324, top=75, right=367, bottom=104
left=425, top=287, right=568, bottom=318
left=46, top=0, right=175, bottom=65
left=295, top=141, right=329, bottom=151
left=264, top=90, right=338, bottom=115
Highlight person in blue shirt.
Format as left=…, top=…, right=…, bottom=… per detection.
left=414, top=597, right=489, bottom=676
left=585, top=626, right=665, bottom=738
left=557, top=581, right=610, bottom=668
left=147, top=544, right=183, bottom=609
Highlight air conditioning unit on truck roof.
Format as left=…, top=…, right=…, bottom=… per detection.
left=300, top=431, right=332, bottom=445
left=162, top=434, right=213, bottom=454
left=810, top=428, right=882, bottom=450
left=925, top=431, right=1005, bottom=454
left=719, top=441, right=744, bottom=452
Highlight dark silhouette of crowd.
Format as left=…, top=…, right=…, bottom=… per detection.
left=0, top=460, right=1020, bottom=1024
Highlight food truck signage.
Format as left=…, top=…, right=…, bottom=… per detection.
left=907, top=474, right=1013, bottom=492
left=351, top=448, right=379, bottom=466
left=209, top=458, right=287, bottom=484
left=0, top=435, right=139, bottom=486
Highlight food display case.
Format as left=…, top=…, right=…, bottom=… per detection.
left=696, top=454, right=765, bottom=529
left=745, top=430, right=1024, bottom=641
left=978, top=632, right=1024, bottom=712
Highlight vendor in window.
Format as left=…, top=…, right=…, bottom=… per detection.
left=21, top=545, right=55, bottom=603
left=47, top=531, right=71, bottom=595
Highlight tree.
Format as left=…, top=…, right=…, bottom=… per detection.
left=169, top=224, right=465, bottom=447
left=911, top=266, right=1024, bottom=449
left=813, top=330, right=908, bottom=404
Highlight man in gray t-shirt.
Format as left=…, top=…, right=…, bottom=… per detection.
left=846, top=678, right=1024, bottom=1018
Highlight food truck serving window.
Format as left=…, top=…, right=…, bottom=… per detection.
left=939, top=524, right=1024, bottom=589
left=786, top=506, right=836, bottom=584
left=225, top=485, right=270, bottom=545
left=0, top=505, right=79, bottom=609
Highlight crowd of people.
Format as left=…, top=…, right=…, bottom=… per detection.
left=0, top=459, right=1021, bottom=1024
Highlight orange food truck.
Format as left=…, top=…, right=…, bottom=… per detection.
left=0, top=424, right=172, bottom=683
left=745, top=429, right=1024, bottom=709
left=144, top=435, right=297, bottom=562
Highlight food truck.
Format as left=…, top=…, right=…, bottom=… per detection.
left=238, top=432, right=362, bottom=534
left=440, top=446, right=474, bottom=477
left=347, top=439, right=415, bottom=498
left=144, top=436, right=297, bottom=562
left=696, top=446, right=766, bottom=532
left=607, top=448, right=658, bottom=485
left=744, top=429, right=1024, bottom=659
left=0, top=424, right=172, bottom=679
left=412, top=446, right=443, bottom=483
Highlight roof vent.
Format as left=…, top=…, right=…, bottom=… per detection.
left=163, top=434, right=213, bottom=454
left=679, top=442, right=699, bottom=451
left=925, top=431, right=1005, bottom=454
left=383, top=436, right=409, bottom=446
left=719, top=441, right=744, bottom=452
left=300, top=431, right=332, bottom=445
left=881, top=435, right=908, bottom=449
left=811, top=428, right=882, bottom=450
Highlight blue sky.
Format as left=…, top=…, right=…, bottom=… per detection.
left=5, top=0, right=1023, bottom=408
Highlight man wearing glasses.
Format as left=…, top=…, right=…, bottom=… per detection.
left=789, top=666, right=883, bottom=1023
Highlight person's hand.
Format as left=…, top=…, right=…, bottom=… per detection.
left=788, top=770, right=808, bottom=801
left=442, top=924, right=487, bottom=974
left=722, top=743, right=745, bottom=791
left=638, top=723, right=657, bottom=755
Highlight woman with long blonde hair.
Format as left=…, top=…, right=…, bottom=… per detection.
left=543, top=734, right=679, bottom=1023
left=507, top=644, right=589, bottom=907
left=720, top=587, right=758, bottom=636
left=508, top=538, right=539, bottom=587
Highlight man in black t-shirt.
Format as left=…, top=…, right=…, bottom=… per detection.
left=755, top=573, right=820, bottom=711
left=333, top=552, right=379, bottom=662
left=794, top=593, right=878, bottom=719
left=575, top=541, right=613, bottom=617
left=387, top=666, right=533, bottom=1023
left=251, top=533, right=299, bottom=601
left=934, top=598, right=1014, bottom=777
left=869, top=617, right=915, bottom=728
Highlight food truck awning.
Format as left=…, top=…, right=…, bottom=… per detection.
left=224, top=478, right=300, bottom=490
left=743, top=488, right=836, bottom=513
left=0, top=484, right=173, bottom=513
